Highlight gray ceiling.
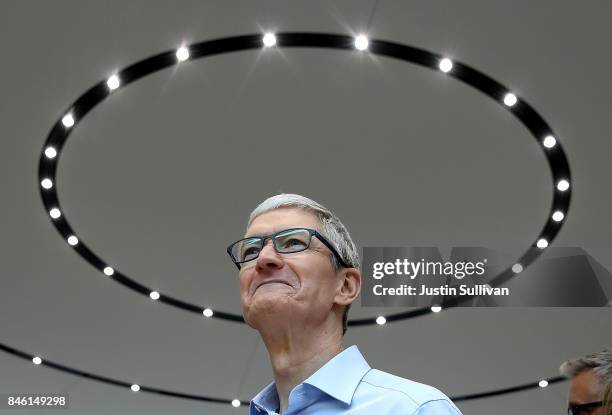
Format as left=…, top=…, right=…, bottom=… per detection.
left=1, top=1, right=611, bottom=414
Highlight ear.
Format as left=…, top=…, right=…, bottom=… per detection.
left=334, top=267, right=361, bottom=307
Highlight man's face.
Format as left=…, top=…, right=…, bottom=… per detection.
left=238, top=207, right=350, bottom=332
left=569, top=369, right=605, bottom=415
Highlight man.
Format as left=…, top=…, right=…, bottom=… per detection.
left=560, top=348, right=612, bottom=415
left=227, top=193, right=462, bottom=415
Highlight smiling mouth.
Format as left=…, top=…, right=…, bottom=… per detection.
left=255, top=281, right=291, bottom=291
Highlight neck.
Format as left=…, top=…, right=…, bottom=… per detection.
left=258, top=319, right=343, bottom=414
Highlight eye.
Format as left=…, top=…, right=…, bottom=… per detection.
left=279, top=237, right=308, bottom=251
left=240, top=240, right=262, bottom=261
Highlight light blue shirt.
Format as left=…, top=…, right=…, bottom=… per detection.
left=250, top=345, right=462, bottom=415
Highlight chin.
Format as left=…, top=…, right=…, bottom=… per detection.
left=243, top=295, right=293, bottom=327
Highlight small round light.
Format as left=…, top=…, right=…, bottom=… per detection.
left=176, top=46, right=189, bottom=62
left=203, top=308, right=213, bottom=318
left=103, top=266, right=114, bottom=276
left=503, top=93, right=517, bottom=107
left=431, top=305, right=442, bottom=313
left=231, top=399, right=241, bottom=408
left=32, top=356, right=42, bottom=365
left=41, top=178, right=53, bottom=189
left=439, top=58, right=453, bottom=73
left=149, top=291, right=160, bottom=300
left=543, top=135, right=557, bottom=148
left=375, top=316, right=386, bottom=325
left=67, top=235, right=79, bottom=246
left=557, top=180, right=570, bottom=191
left=536, top=238, right=549, bottom=249
left=354, top=35, right=369, bottom=51
left=49, top=208, right=61, bottom=219
left=130, top=384, right=140, bottom=392
left=106, top=74, right=120, bottom=90
left=538, top=380, right=548, bottom=388
left=552, top=211, right=565, bottom=222
left=44, top=147, right=57, bottom=159
left=512, top=263, right=523, bottom=274
left=262, top=33, right=276, bottom=47
left=62, top=113, right=75, bottom=128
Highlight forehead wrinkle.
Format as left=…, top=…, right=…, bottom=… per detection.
left=244, top=211, right=320, bottom=238
left=243, top=227, right=287, bottom=239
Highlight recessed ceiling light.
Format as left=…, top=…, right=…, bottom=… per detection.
left=176, top=46, right=189, bottom=62
left=354, top=35, right=369, bottom=51
left=262, top=33, right=276, bottom=47
left=106, top=75, right=120, bottom=90
left=44, top=147, right=57, bottom=159
left=543, top=135, right=556, bottom=148
left=439, top=58, right=453, bottom=73
left=62, top=113, right=75, bottom=128
left=503, top=93, right=517, bottom=106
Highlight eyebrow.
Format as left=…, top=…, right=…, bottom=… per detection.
left=243, top=229, right=319, bottom=244
left=243, top=229, right=277, bottom=239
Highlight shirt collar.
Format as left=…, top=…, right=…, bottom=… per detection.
left=251, top=381, right=280, bottom=413
left=250, top=345, right=371, bottom=412
left=302, top=345, right=371, bottom=405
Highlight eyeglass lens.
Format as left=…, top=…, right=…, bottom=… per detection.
left=233, top=229, right=311, bottom=263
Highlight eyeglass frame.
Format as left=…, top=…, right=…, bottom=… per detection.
left=567, top=401, right=603, bottom=415
left=227, top=227, right=351, bottom=270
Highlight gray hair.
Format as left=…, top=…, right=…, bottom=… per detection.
left=246, top=193, right=360, bottom=335
left=559, top=348, right=612, bottom=387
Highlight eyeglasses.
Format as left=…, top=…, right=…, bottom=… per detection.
left=227, top=227, right=350, bottom=270
left=567, top=401, right=603, bottom=415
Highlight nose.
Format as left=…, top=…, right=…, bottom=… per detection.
left=255, top=239, right=284, bottom=271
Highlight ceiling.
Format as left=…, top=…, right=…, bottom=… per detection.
left=1, top=1, right=611, bottom=414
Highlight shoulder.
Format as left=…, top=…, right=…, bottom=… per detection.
left=357, top=369, right=462, bottom=414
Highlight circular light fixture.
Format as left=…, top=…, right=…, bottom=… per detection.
left=61, top=113, right=75, bottom=128
left=0, top=341, right=567, bottom=406
left=38, top=32, right=572, bottom=327
left=557, top=179, right=570, bottom=191
left=176, top=46, right=189, bottom=62
left=430, top=305, right=442, bottom=313
left=67, top=235, right=79, bottom=246
left=231, top=399, right=241, bottom=407
left=536, top=238, right=549, bottom=249
left=106, top=74, right=120, bottom=91
left=354, top=35, right=368, bottom=50
left=439, top=58, right=453, bottom=73
left=41, top=178, right=53, bottom=189
left=49, top=208, right=61, bottom=219
left=32, top=356, right=42, bottom=365
left=511, top=263, right=523, bottom=274
left=503, top=93, right=517, bottom=107
left=543, top=135, right=556, bottom=148
left=375, top=316, right=386, bottom=325
left=552, top=211, right=565, bottom=222
left=203, top=308, right=213, bottom=318
left=149, top=291, right=160, bottom=300
left=538, top=380, right=549, bottom=388
left=44, top=147, right=57, bottom=159
left=262, top=33, right=276, bottom=47
left=103, top=266, right=114, bottom=276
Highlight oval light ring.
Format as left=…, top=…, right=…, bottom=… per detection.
left=38, top=33, right=571, bottom=325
